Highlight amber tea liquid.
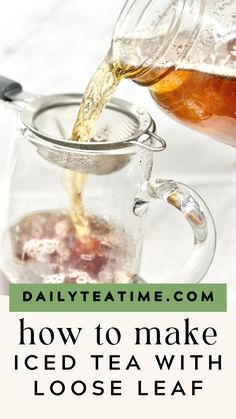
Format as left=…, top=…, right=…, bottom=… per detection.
left=64, top=55, right=124, bottom=243
left=139, top=67, right=236, bottom=146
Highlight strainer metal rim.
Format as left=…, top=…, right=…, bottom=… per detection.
left=21, top=93, right=155, bottom=152
left=26, top=130, right=150, bottom=156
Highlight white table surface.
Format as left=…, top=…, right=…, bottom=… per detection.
left=0, top=0, right=235, bottom=294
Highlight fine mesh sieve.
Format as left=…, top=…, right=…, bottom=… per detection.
left=0, top=77, right=166, bottom=175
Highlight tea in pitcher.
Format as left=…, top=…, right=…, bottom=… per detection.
left=10, top=211, right=135, bottom=284
left=136, top=66, right=236, bottom=146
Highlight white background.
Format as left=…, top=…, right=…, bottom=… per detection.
left=0, top=0, right=235, bottom=287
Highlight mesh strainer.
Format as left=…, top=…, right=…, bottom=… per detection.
left=0, top=76, right=166, bottom=175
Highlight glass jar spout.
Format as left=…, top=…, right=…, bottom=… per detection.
left=112, top=0, right=236, bottom=145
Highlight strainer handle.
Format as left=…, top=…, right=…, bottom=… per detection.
left=0, top=75, right=22, bottom=101
left=133, top=178, right=216, bottom=283
left=129, top=131, right=166, bottom=152
left=0, top=75, right=37, bottom=105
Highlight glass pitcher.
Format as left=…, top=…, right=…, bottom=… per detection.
left=112, top=0, right=236, bottom=146
left=0, top=76, right=215, bottom=284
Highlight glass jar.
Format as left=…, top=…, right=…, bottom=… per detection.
left=112, top=0, right=236, bottom=146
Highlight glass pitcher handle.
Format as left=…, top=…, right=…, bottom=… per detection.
left=133, top=179, right=216, bottom=283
